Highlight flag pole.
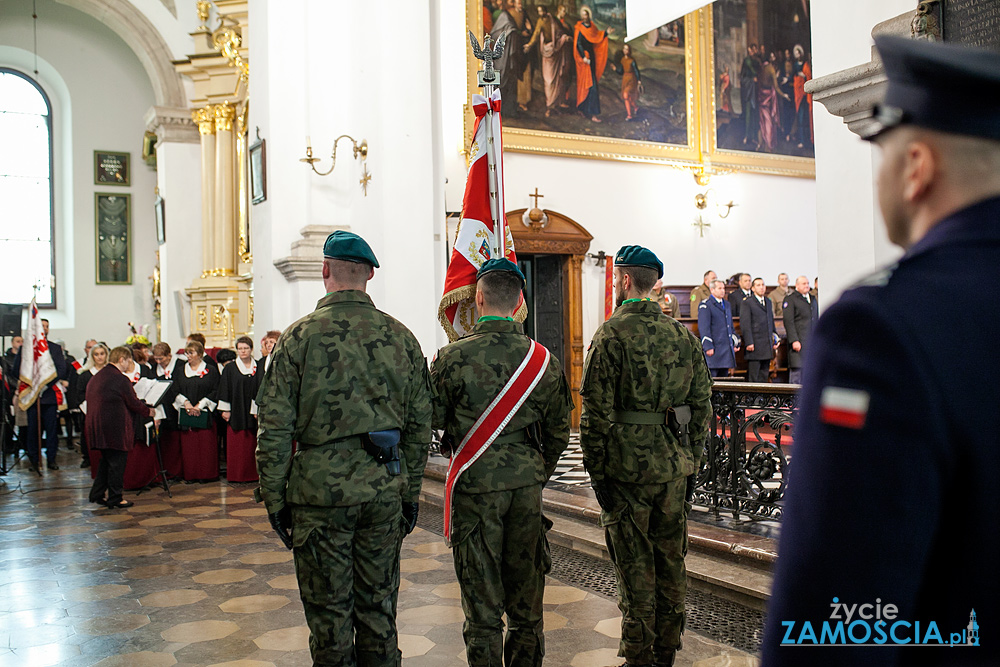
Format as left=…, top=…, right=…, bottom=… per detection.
left=469, top=30, right=507, bottom=259
left=31, top=287, right=43, bottom=476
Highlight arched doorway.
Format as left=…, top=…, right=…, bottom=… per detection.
left=507, top=208, right=593, bottom=429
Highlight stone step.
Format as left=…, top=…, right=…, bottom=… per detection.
left=418, top=473, right=773, bottom=609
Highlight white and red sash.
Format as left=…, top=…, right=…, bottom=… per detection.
left=443, top=340, right=550, bottom=545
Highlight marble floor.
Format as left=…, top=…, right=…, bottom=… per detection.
left=0, top=453, right=758, bottom=667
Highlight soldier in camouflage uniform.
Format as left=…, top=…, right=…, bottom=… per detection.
left=255, top=231, right=432, bottom=667
left=580, top=246, right=713, bottom=667
left=430, top=258, right=573, bottom=667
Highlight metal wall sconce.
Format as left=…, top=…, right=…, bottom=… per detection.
left=695, top=188, right=736, bottom=219
left=301, top=135, right=372, bottom=196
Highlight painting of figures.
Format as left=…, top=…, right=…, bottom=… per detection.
left=713, top=0, right=814, bottom=158
left=484, top=0, right=690, bottom=147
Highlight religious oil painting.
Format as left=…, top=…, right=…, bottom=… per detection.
left=712, top=0, right=814, bottom=158
left=95, top=193, right=131, bottom=285
left=467, top=0, right=699, bottom=164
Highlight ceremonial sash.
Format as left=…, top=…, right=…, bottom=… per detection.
left=443, top=340, right=550, bottom=545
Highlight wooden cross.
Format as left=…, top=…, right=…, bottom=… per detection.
left=693, top=214, right=711, bottom=238
left=529, top=187, right=544, bottom=209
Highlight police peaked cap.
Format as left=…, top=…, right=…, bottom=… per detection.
left=476, top=258, right=526, bottom=288
left=322, top=230, right=379, bottom=268
left=864, top=36, right=1000, bottom=142
left=614, top=245, right=663, bottom=279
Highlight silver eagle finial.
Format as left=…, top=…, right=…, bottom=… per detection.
left=469, top=30, right=508, bottom=87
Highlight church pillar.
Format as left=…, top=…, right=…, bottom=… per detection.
left=212, top=102, right=237, bottom=276
left=193, top=107, right=217, bottom=275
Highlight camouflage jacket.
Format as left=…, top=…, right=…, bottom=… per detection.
left=255, top=290, right=432, bottom=514
left=430, top=319, right=573, bottom=494
left=580, top=299, right=712, bottom=486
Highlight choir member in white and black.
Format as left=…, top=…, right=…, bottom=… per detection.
left=131, top=343, right=155, bottom=378
left=171, top=340, right=221, bottom=482
left=259, top=330, right=280, bottom=378
left=218, top=336, right=262, bottom=482
left=152, top=342, right=183, bottom=479
left=119, top=349, right=160, bottom=490
left=77, top=342, right=110, bottom=475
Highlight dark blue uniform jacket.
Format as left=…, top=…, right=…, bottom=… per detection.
left=697, top=296, right=736, bottom=370
left=762, top=196, right=1000, bottom=666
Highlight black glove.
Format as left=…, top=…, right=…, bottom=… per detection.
left=401, top=501, right=419, bottom=535
left=268, top=506, right=293, bottom=550
left=592, top=483, right=614, bottom=512
left=685, top=474, right=696, bottom=504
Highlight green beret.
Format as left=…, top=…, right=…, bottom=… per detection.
left=322, top=230, right=379, bottom=268
left=614, top=245, right=663, bottom=279
left=476, top=258, right=525, bottom=288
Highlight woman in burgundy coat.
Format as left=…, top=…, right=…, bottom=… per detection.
left=86, top=346, right=154, bottom=509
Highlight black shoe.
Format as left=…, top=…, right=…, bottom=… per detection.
left=81, top=460, right=90, bottom=468
left=48, top=463, right=60, bottom=470
left=107, top=500, right=134, bottom=509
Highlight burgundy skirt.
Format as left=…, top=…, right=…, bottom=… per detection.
left=179, top=424, right=219, bottom=481
left=124, top=441, right=159, bottom=490
left=226, top=425, right=259, bottom=482
left=159, top=428, right=183, bottom=479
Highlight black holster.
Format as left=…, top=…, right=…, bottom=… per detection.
left=525, top=421, right=543, bottom=452
left=668, top=405, right=692, bottom=451
left=362, top=428, right=402, bottom=476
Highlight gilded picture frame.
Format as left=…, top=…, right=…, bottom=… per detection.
left=95, top=193, right=131, bottom=285
left=464, top=1, right=815, bottom=178
left=94, top=150, right=130, bottom=186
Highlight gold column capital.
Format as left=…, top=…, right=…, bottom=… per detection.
left=192, top=107, right=216, bottom=134
left=214, top=102, right=236, bottom=133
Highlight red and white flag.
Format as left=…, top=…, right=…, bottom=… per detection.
left=438, top=89, right=524, bottom=341
left=819, top=386, right=870, bottom=430
left=18, top=298, right=57, bottom=412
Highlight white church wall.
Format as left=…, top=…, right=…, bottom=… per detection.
left=249, top=0, right=446, bottom=356
left=810, top=0, right=914, bottom=304
left=1, top=0, right=159, bottom=357
left=436, top=0, right=817, bottom=349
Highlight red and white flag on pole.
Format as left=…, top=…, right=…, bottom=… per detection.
left=18, top=298, right=57, bottom=412
left=438, top=89, right=525, bottom=341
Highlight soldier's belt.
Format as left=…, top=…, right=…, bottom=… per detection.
left=610, top=410, right=668, bottom=426
left=492, top=428, right=527, bottom=445
left=296, top=435, right=363, bottom=451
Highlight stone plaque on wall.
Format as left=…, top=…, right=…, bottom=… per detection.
left=944, top=0, right=1000, bottom=51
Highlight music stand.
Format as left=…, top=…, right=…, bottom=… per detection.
left=134, top=379, right=173, bottom=498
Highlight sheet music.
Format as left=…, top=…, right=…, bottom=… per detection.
left=135, top=378, right=172, bottom=406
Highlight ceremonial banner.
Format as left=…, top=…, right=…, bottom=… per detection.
left=439, top=89, right=525, bottom=341
left=18, top=298, right=57, bottom=411
left=605, top=257, right=614, bottom=320
left=443, top=340, right=550, bottom=544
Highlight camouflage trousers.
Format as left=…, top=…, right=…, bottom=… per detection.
left=600, top=479, right=688, bottom=665
left=292, top=495, right=403, bottom=667
left=451, top=484, right=552, bottom=667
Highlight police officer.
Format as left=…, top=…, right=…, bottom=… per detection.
left=762, top=37, right=1000, bottom=665
left=581, top=246, right=713, bottom=667
left=697, top=279, right=739, bottom=378
left=431, top=258, right=572, bottom=667
left=781, top=275, right=817, bottom=384
left=255, top=230, right=432, bottom=666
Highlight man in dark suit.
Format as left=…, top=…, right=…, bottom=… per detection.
left=740, top=277, right=778, bottom=383
left=14, top=318, right=67, bottom=470
left=781, top=275, right=818, bottom=384
left=762, top=37, right=1000, bottom=665
left=728, top=272, right=752, bottom=315
left=697, top=279, right=739, bottom=378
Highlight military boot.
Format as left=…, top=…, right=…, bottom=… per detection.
left=652, top=652, right=677, bottom=667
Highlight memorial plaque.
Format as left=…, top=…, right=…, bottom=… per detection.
left=943, top=0, right=1000, bottom=52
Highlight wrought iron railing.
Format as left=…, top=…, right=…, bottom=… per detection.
left=691, top=381, right=797, bottom=522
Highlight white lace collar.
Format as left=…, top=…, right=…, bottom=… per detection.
left=235, top=356, right=256, bottom=376
left=185, top=360, right=208, bottom=377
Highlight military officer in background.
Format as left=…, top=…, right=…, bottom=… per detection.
left=697, top=279, right=739, bottom=378
left=781, top=275, right=818, bottom=384
left=768, top=273, right=790, bottom=318
left=651, top=279, right=680, bottom=319
left=763, top=37, right=1000, bottom=665
left=255, top=231, right=432, bottom=667
left=688, top=270, right=715, bottom=317
left=431, top=258, right=573, bottom=667
left=581, top=246, right=713, bottom=667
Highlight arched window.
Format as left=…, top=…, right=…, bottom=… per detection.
left=0, top=68, right=55, bottom=306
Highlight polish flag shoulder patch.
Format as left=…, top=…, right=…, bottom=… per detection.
left=819, top=386, right=871, bottom=430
